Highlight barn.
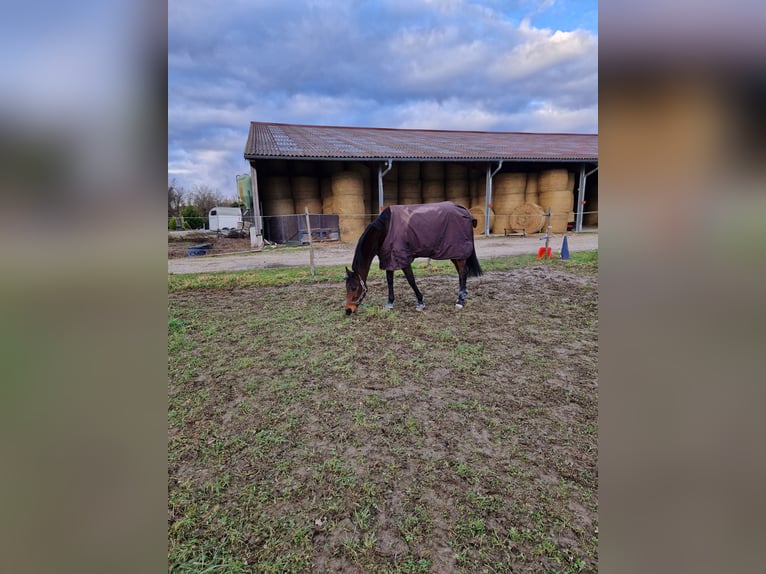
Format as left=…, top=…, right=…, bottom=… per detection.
left=242, top=121, right=597, bottom=247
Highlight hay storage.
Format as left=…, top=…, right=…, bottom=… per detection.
left=469, top=205, right=495, bottom=235
left=509, top=203, right=546, bottom=234
left=398, top=179, right=422, bottom=205
left=421, top=179, right=445, bottom=203
left=492, top=172, right=527, bottom=234
left=524, top=172, right=539, bottom=204
left=537, top=169, right=569, bottom=193
left=291, top=176, right=322, bottom=215
left=399, top=162, right=420, bottom=180
left=331, top=171, right=367, bottom=243
left=445, top=163, right=470, bottom=207
left=320, top=177, right=334, bottom=214
left=262, top=175, right=295, bottom=216
left=539, top=190, right=573, bottom=233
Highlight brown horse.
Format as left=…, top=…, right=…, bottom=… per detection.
left=345, top=201, right=482, bottom=314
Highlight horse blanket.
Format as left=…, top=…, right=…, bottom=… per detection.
left=378, top=202, right=476, bottom=271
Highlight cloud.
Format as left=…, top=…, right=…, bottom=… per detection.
left=168, top=0, right=597, bottom=194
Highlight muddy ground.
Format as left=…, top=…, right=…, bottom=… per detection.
left=167, top=230, right=598, bottom=274
left=168, top=260, right=598, bottom=572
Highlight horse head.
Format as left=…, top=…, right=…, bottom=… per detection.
left=344, top=267, right=367, bottom=315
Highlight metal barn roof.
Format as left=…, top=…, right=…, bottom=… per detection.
left=245, top=122, right=598, bottom=162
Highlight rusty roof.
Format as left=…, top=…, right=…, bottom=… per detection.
left=245, top=122, right=598, bottom=162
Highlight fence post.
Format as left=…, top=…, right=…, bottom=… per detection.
left=305, top=207, right=316, bottom=278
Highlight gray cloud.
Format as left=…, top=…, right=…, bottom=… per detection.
left=168, top=0, right=597, bottom=195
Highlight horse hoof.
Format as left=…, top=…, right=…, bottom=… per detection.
left=416, top=303, right=425, bottom=311
left=385, top=303, right=394, bottom=310
left=455, top=303, right=463, bottom=309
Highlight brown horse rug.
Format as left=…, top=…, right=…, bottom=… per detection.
left=378, top=202, right=476, bottom=271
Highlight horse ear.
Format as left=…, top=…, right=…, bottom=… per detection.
left=345, top=267, right=353, bottom=278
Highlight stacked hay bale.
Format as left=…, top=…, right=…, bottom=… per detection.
left=332, top=171, right=367, bottom=243
left=567, top=171, right=577, bottom=223
left=398, top=163, right=422, bottom=205
left=492, top=172, right=527, bottom=234
left=291, top=176, right=322, bottom=215
left=469, top=176, right=494, bottom=233
left=381, top=163, right=398, bottom=209
left=421, top=162, right=446, bottom=204
left=469, top=205, right=495, bottom=235
left=538, top=168, right=574, bottom=233
left=444, top=163, right=470, bottom=208
left=321, top=162, right=344, bottom=214
left=320, top=177, right=334, bottom=214
left=347, top=162, right=373, bottom=223
left=509, top=203, right=546, bottom=234
left=524, top=172, right=539, bottom=205
left=262, top=175, right=295, bottom=216
left=583, top=185, right=598, bottom=226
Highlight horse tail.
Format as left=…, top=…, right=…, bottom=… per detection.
left=466, top=247, right=483, bottom=277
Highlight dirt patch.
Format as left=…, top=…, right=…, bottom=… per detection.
left=168, top=233, right=253, bottom=259
left=168, top=265, right=598, bottom=572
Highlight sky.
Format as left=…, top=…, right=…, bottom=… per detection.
left=168, top=0, right=598, bottom=199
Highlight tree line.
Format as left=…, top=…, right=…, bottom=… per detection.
left=168, top=179, right=243, bottom=229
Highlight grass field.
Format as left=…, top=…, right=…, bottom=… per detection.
left=168, top=252, right=598, bottom=573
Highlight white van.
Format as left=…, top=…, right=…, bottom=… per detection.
left=208, top=206, right=242, bottom=231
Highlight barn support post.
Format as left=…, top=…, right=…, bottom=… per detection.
left=378, top=159, right=393, bottom=211
left=575, top=164, right=598, bottom=232
left=249, top=162, right=264, bottom=249
left=485, top=160, right=503, bottom=236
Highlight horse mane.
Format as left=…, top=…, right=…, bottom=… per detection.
left=351, top=207, right=391, bottom=272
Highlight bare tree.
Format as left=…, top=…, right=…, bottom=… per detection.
left=168, top=179, right=184, bottom=217
left=190, top=184, right=227, bottom=217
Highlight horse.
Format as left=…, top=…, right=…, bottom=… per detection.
left=345, top=201, right=483, bottom=315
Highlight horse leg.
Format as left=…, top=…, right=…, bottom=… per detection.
left=385, top=270, right=395, bottom=309
left=401, top=265, right=425, bottom=311
left=452, top=259, right=469, bottom=309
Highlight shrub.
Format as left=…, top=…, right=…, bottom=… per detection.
left=168, top=218, right=177, bottom=230
left=180, top=205, right=205, bottom=229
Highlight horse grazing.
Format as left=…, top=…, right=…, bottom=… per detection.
left=345, top=201, right=483, bottom=315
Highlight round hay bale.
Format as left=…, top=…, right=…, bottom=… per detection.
left=398, top=162, right=420, bottom=180
left=338, top=214, right=367, bottom=243
left=469, top=206, right=495, bottom=235
left=492, top=173, right=527, bottom=219
left=382, top=180, right=398, bottom=207
left=421, top=179, right=445, bottom=203
left=583, top=194, right=598, bottom=226
left=264, top=197, right=295, bottom=216
left=322, top=195, right=335, bottom=214
left=539, top=190, right=573, bottom=234
left=398, top=179, right=421, bottom=205
left=421, top=161, right=444, bottom=180
left=494, top=172, right=527, bottom=195
left=524, top=172, right=539, bottom=204
left=471, top=195, right=487, bottom=210
left=567, top=170, right=576, bottom=192
left=332, top=171, right=364, bottom=196
left=445, top=176, right=468, bottom=200
left=450, top=196, right=471, bottom=208
left=292, top=176, right=320, bottom=199
left=509, top=203, right=546, bottom=234
left=294, top=197, right=323, bottom=215
left=537, top=169, right=569, bottom=193
left=539, top=190, right=574, bottom=215
left=263, top=175, right=291, bottom=201
left=445, top=163, right=467, bottom=180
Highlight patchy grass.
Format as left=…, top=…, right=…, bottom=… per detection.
left=168, top=253, right=598, bottom=572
